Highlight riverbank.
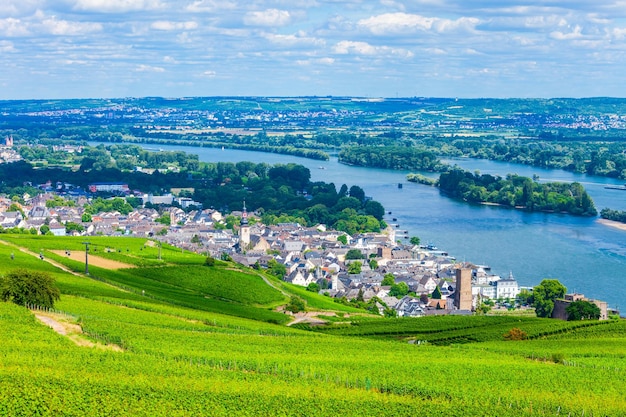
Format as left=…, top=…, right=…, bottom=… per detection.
left=597, top=218, right=626, bottom=232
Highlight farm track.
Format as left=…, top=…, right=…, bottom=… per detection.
left=0, top=239, right=81, bottom=276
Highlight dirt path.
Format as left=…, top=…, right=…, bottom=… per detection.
left=0, top=240, right=83, bottom=276
left=286, top=311, right=332, bottom=326
left=50, top=250, right=135, bottom=270
left=34, top=311, right=123, bottom=351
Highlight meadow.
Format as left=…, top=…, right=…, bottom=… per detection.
left=0, top=235, right=624, bottom=416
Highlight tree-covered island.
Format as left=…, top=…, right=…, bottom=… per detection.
left=338, top=146, right=448, bottom=171
left=409, top=167, right=597, bottom=216
left=600, top=208, right=626, bottom=224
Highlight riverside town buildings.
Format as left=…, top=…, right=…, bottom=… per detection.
left=0, top=187, right=611, bottom=317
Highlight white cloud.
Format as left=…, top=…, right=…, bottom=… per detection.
left=333, top=40, right=377, bottom=55
left=550, top=25, right=583, bottom=40
left=358, top=13, right=433, bottom=34
left=358, top=12, right=479, bottom=35
left=201, top=70, right=216, bottom=77
left=296, top=57, right=335, bottom=65
left=0, top=0, right=42, bottom=18
left=71, top=0, right=162, bottom=13
left=40, top=16, right=102, bottom=35
left=243, top=9, right=291, bottom=27
left=186, top=0, right=237, bottom=13
left=0, top=40, right=16, bottom=52
left=263, top=32, right=324, bottom=47
left=612, top=27, right=626, bottom=39
left=151, top=21, right=198, bottom=31
left=135, top=64, right=165, bottom=72
left=332, top=40, right=413, bottom=58
left=0, top=18, right=30, bottom=36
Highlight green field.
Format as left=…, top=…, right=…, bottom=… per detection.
left=0, top=235, right=624, bottom=416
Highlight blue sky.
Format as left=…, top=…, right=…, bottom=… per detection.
left=1, top=0, right=626, bottom=99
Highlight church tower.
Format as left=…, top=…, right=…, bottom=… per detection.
left=239, top=200, right=250, bottom=251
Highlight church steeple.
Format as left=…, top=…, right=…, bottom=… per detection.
left=239, top=200, right=251, bottom=251
left=240, top=200, right=249, bottom=226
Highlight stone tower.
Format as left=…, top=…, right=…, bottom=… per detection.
left=455, top=268, right=472, bottom=310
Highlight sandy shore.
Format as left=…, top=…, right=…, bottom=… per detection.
left=597, top=218, right=626, bottom=232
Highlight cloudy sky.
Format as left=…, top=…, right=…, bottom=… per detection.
left=1, top=0, right=626, bottom=99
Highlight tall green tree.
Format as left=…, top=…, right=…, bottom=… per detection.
left=0, top=269, right=60, bottom=308
left=431, top=286, right=443, bottom=300
left=533, top=279, right=567, bottom=318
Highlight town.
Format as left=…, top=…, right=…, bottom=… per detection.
left=0, top=175, right=610, bottom=320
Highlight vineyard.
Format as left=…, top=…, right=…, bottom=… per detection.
left=0, top=235, right=625, bottom=416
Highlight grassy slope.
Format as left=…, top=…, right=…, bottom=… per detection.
left=0, top=235, right=625, bottom=416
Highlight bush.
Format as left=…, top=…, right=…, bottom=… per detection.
left=285, top=296, right=306, bottom=313
left=503, top=327, right=528, bottom=341
left=204, top=256, right=216, bottom=267
left=551, top=352, right=565, bottom=364
left=0, top=269, right=60, bottom=308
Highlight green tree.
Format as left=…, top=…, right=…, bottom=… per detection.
left=0, top=269, right=60, bottom=308
left=517, top=288, right=533, bottom=306
left=337, top=234, right=348, bottom=245
left=155, top=213, right=171, bottom=226
left=347, top=261, right=362, bottom=275
left=409, top=236, right=421, bottom=246
left=65, top=221, right=84, bottom=234
left=345, top=249, right=363, bottom=260
left=368, top=259, right=378, bottom=270
left=285, top=296, right=305, bottom=313
left=566, top=300, right=601, bottom=321
left=389, top=282, right=409, bottom=298
left=306, top=282, right=320, bottom=293
left=381, top=273, right=395, bottom=286
left=533, top=279, right=567, bottom=318
left=476, top=302, right=491, bottom=315
left=431, top=286, right=442, bottom=299
left=267, top=258, right=286, bottom=278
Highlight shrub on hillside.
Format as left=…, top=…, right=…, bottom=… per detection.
left=0, top=269, right=60, bottom=309
left=503, top=327, right=528, bottom=341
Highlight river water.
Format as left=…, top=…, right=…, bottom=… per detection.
left=141, top=144, right=626, bottom=309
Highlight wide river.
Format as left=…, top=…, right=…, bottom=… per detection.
left=144, top=144, right=626, bottom=309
